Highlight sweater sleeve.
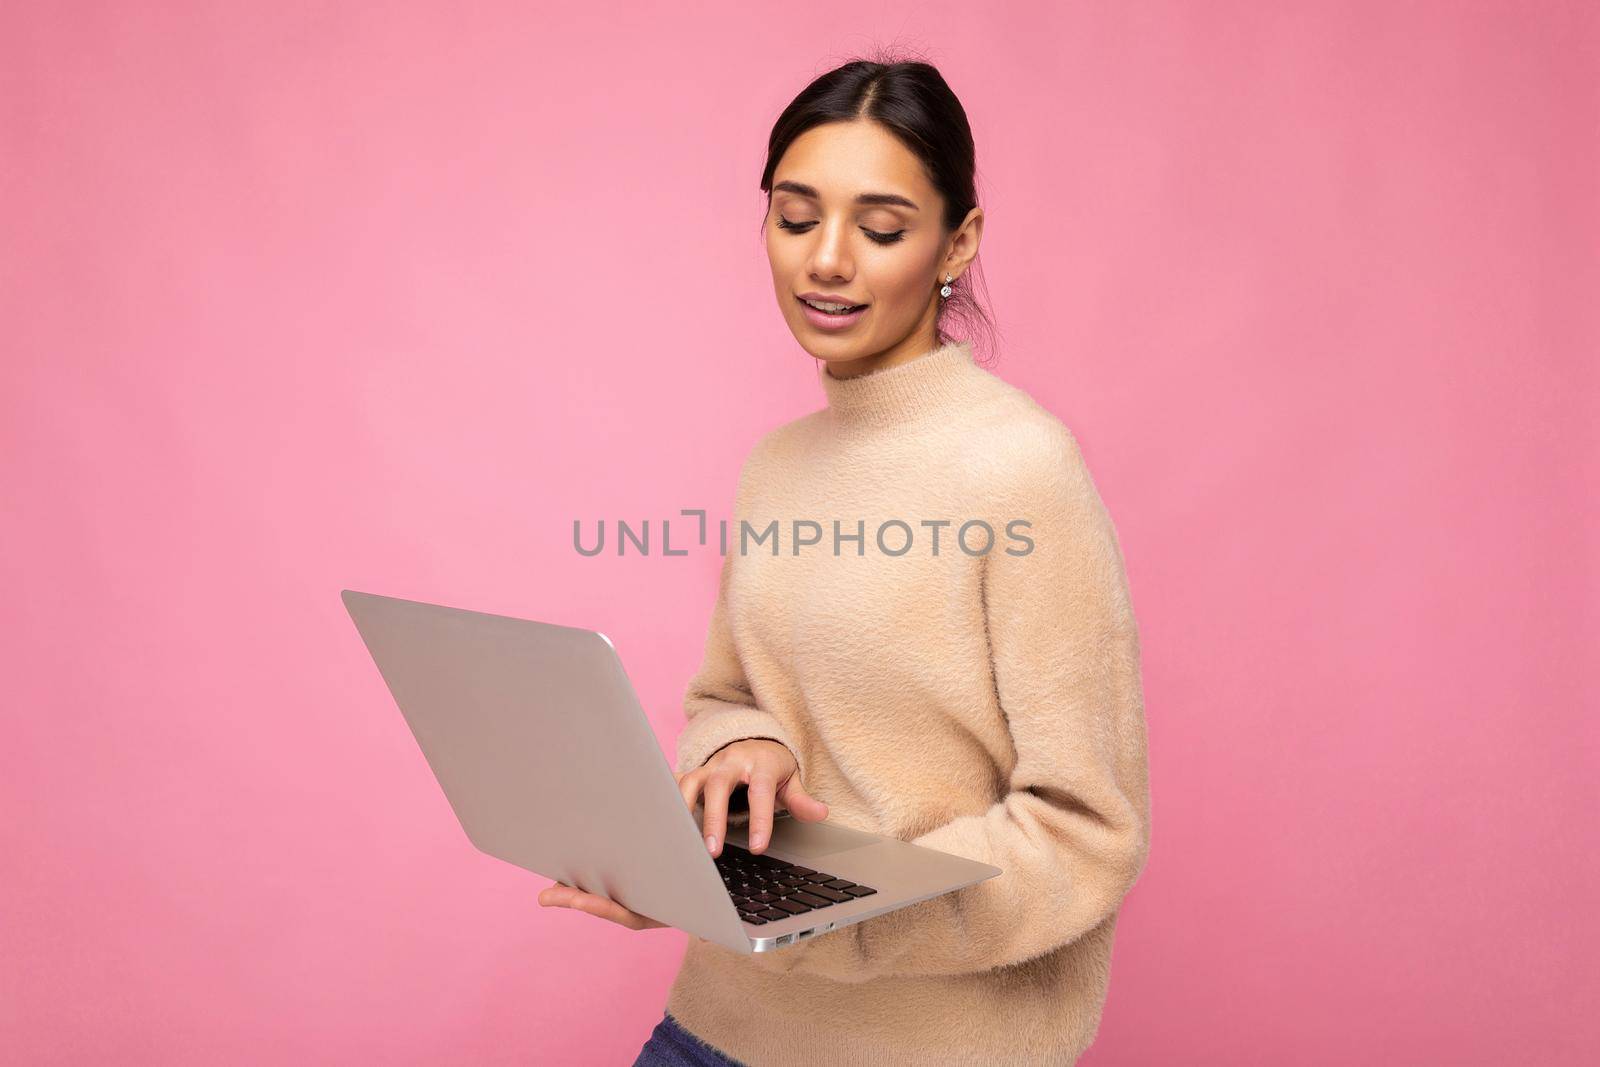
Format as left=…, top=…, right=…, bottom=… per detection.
left=676, top=473, right=807, bottom=829
left=748, top=425, right=1151, bottom=981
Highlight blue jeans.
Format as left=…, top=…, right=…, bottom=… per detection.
left=632, top=1010, right=749, bottom=1067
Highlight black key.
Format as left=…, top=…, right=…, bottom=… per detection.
left=806, top=886, right=850, bottom=903
left=770, top=898, right=812, bottom=914
left=789, top=890, right=832, bottom=908
left=843, top=885, right=877, bottom=897
left=823, top=879, right=856, bottom=890
left=739, top=912, right=768, bottom=925
left=751, top=892, right=779, bottom=904
left=803, top=872, right=837, bottom=883
left=757, top=907, right=788, bottom=921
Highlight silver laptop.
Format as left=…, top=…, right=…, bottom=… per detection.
left=340, top=588, right=1001, bottom=955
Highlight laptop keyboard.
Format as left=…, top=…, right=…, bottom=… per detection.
left=714, top=841, right=878, bottom=926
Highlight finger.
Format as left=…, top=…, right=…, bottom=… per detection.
left=538, top=883, right=576, bottom=907
left=563, top=889, right=665, bottom=930
left=539, top=884, right=635, bottom=924
left=678, top=765, right=707, bottom=815
left=745, top=768, right=777, bottom=853
left=779, top=775, right=830, bottom=822
left=700, top=770, right=734, bottom=858
left=569, top=891, right=637, bottom=927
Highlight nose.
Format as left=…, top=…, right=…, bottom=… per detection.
left=805, top=217, right=854, bottom=282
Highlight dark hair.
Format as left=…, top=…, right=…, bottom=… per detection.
left=759, top=50, right=1000, bottom=366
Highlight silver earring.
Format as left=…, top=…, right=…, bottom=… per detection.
left=939, top=273, right=953, bottom=299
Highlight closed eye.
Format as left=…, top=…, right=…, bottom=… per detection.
left=776, top=215, right=906, bottom=246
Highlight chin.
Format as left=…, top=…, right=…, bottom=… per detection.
left=805, top=346, right=860, bottom=366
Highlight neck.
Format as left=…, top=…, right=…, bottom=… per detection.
left=817, top=337, right=979, bottom=433
left=822, top=333, right=941, bottom=380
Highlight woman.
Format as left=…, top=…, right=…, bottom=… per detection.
left=539, top=55, right=1151, bottom=1067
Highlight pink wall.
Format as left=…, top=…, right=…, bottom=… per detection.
left=3, top=3, right=1595, bottom=1064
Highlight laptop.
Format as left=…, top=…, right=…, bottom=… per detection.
left=340, top=588, right=1002, bottom=955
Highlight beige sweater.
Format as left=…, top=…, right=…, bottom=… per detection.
left=665, top=339, right=1150, bottom=1067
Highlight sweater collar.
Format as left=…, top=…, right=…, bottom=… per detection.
left=818, top=338, right=978, bottom=432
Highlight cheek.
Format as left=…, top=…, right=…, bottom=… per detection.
left=767, top=240, right=800, bottom=292
left=766, top=229, right=799, bottom=268
left=866, top=254, right=938, bottom=314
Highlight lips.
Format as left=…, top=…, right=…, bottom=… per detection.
left=796, top=296, right=870, bottom=330
left=797, top=292, right=868, bottom=311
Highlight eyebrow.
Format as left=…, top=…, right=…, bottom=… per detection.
left=772, top=180, right=919, bottom=211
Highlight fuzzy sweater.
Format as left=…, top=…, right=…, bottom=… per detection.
left=664, top=338, right=1150, bottom=1067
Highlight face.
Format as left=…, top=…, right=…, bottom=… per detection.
left=765, top=120, right=982, bottom=378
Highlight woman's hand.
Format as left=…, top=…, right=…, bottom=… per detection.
left=536, top=880, right=667, bottom=930
left=678, top=738, right=829, bottom=858
left=537, top=739, right=828, bottom=929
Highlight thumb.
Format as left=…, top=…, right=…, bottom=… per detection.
left=778, top=774, right=830, bottom=822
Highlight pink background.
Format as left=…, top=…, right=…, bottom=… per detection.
left=4, top=3, right=1595, bottom=1064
